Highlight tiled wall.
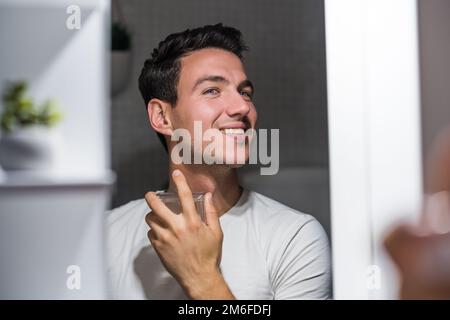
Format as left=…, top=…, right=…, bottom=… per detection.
left=110, top=0, right=328, bottom=208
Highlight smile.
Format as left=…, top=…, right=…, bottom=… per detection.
left=221, top=128, right=246, bottom=135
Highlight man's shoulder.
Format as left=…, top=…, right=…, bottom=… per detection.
left=106, top=197, right=149, bottom=247
left=106, top=197, right=150, bottom=266
left=107, top=198, right=148, bottom=226
left=244, top=190, right=328, bottom=248
left=246, top=190, right=316, bottom=225
left=246, top=191, right=330, bottom=292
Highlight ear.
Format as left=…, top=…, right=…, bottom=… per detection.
left=147, top=99, right=174, bottom=137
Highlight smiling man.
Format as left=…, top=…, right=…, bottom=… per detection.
left=106, top=24, right=331, bottom=300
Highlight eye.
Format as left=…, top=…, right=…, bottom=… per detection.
left=241, top=91, right=253, bottom=100
left=202, top=88, right=220, bottom=95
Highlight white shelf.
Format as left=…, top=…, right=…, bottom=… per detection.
left=0, top=169, right=116, bottom=188
left=0, top=0, right=107, bottom=9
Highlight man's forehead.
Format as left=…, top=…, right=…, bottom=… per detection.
left=179, top=48, right=246, bottom=81
left=181, top=47, right=241, bottom=62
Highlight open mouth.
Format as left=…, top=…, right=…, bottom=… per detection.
left=219, top=127, right=249, bottom=146
left=221, top=128, right=246, bottom=136
left=218, top=119, right=251, bottom=136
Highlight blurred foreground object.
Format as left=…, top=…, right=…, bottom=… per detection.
left=385, top=126, right=450, bottom=299
left=0, top=0, right=114, bottom=299
left=0, top=81, right=62, bottom=133
left=0, top=81, right=62, bottom=170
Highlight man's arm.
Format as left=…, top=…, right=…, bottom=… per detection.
left=182, top=269, right=235, bottom=300
left=144, top=169, right=235, bottom=300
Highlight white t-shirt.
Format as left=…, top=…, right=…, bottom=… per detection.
left=106, top=189, right=331, bottom=299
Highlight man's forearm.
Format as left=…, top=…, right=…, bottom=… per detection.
left=182, top=270, right=236, bottom=300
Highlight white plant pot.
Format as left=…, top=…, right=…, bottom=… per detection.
left=111, top=50, right=132, bottom=96
left=0, top=126, right=61, bottom=170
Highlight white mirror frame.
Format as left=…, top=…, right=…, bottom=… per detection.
left=325, top=0, right=423, bottom=299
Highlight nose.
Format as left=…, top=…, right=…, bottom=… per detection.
left=225, top=91, right=251, bottom=118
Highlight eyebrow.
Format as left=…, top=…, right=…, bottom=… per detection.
left=192, top=75, right=254, bottom=94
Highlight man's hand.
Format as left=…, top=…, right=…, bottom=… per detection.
left=144, top=169, right=235, bottom=299
left=384, top=223, right=450, bottom=299
left=384, top=126, right=450, bottom=299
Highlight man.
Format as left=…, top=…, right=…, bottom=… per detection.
left=107, top=23, right=330, bottom=299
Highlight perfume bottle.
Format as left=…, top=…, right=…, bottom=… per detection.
left=155, top=191, right=206, bottom=222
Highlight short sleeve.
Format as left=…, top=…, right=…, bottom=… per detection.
left=269, top=216, right=331, bottom=299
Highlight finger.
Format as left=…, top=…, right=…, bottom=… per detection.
left=425, top=126, right=450, bottom=193
left=147, top=219, right=170, bottom=243
left=204, top=192, right=222, bottom=236
left=145, top=212, right=170, bottom=229
left=147, top=228, right=158, bottom=242
left=172, top=170, right=198, bottom=221
left=145, top=192, right=176, bottom=227
left=423, top=126, right=450, bottom=233
left=422, top=191, right=450, bottom=234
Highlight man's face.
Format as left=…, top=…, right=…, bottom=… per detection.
left=169, top=48, right=257, bottom=166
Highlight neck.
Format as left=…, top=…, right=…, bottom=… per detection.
left=167, top=163, right=242, bottom=217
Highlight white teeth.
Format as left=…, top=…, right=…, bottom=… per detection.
left=223, top=128, right=245, bottom=135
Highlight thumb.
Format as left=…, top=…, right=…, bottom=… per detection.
left=426, top=126, right=450, bottom=193
left=204, top=192, right=221, bottom=233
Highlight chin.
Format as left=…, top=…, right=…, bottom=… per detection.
left=222, top=151, right=249, bottom=166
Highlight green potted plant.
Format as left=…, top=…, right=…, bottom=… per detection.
left=0, top=81, right=62, bottom=170
left=111, top=20, right=132, bottom=96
